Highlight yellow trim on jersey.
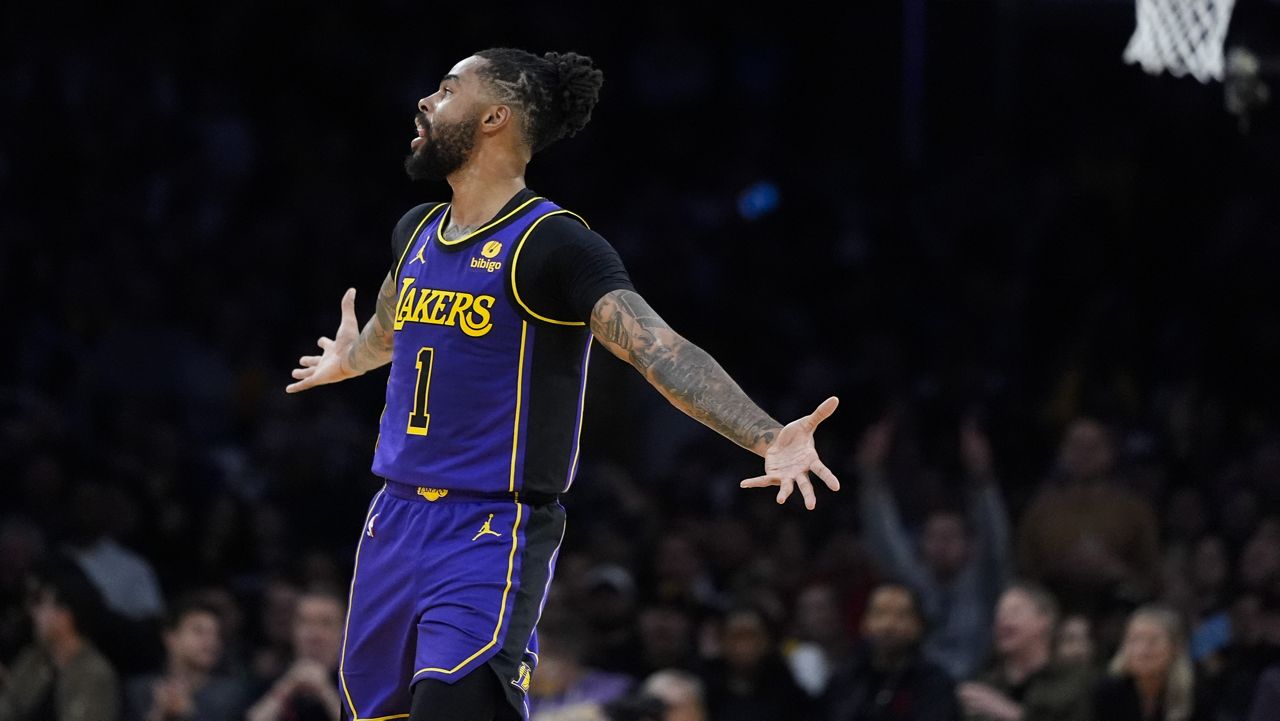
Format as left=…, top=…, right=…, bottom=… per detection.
left=412, top=498, right=525, bottom=677
left=434, top=196, right=545, bottom=246
left=394, top=203, right=447, bottom=283
left=339, top=489, right=385, bottom=721
left=354, top=715, right=409, bottom=721
left=509, top=209, right=592, bottom=326
left=565, top=339, right=592, bottom=488
left=509, top=321, right=527, bottom=492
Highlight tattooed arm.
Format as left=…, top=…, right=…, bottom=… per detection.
left=591, top=289, right=841, bottom=508
left=286, top=271, right=398, bottom=393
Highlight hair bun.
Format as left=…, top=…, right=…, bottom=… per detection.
left=544, top=51, right=603, bottom=139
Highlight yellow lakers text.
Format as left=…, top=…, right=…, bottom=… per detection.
left=395, top=278, right=495, bottom=337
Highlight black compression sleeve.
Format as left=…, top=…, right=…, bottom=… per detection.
left=513, top=215, right=635, bottom=323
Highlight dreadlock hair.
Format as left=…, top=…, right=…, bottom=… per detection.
left=473, top=48, right=603, bottom=154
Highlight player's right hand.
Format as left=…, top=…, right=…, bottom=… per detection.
left=286, top=288, right=364, bottom=393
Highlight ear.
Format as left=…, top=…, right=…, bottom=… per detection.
left=479, top=104, right=514, bottom=135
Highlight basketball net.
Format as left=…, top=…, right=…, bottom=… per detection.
left=1123, top=0, right=1237, bottom=83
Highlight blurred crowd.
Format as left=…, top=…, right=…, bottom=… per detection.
left=5, top=412, right=1280, bottom=721
left=5, top=2, right=1280, bottom=721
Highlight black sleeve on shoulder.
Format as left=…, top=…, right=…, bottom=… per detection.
left=514, top=214, right=635, bottom=324
left=390, top=203, right=439, bottom=265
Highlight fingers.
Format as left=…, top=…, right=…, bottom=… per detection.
left=291, top=367, right=314, bottom=380
left=812, top=459, right=840, bottom=491
left=742, top=469, right=836, bottom=510
left=740, top=475, right=780, bottom=489
left=317, top=336, right=334, bottom=351
left=285, top=378, right=312, bottom=394
left=804, top=396, right=839, bottom=430
left=339, top=287, right=357, bottom=330
left=299, top=355, right=320, bottom=367
left=776, top=476, right=794, bottom=505
left=796, top=471, right=817, bottom=510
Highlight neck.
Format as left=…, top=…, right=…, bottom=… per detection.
left=1070, top=474, right=1108, bottom=487
left=1003, top=642, right=1050, bottom=684
left=169, top=660, right=210, bottom=689
left=932, top=567, right=961, bottom=584
left=47, top=633, right=84, bottom=668
left=1134, top=672, right=1164, bottom=702
left=446, top=152, right=527, bottom=228
left=871, top=649, right=910, bottom=673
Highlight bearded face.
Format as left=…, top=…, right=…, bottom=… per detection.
left=404, top=110, right=480, bottom=181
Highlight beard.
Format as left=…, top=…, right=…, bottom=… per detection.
left=404, top=111, right=479, bottom=181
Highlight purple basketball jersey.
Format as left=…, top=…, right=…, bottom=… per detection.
left=371, top=196, right=593, bottom=495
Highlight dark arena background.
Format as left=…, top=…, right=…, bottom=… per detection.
left=4, top=1, right=1280, bottom=720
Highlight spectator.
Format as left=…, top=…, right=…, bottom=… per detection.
left=957, top=583, right=1092, bottom=721
left=603, top=693, right=667, bottom=721
left=1238, top=522, right=1280, bottom=595
left=1016, top=418, right=1161, bottom=612
left=825, top=583, right=958, bottom=721
left=785, top=583, right=852, bottom=697
left=1054, top=614, right=1096, bottom=669
left=246, top=588, right=345, bottom=721
left=1182, top=536, right=1234, bottom=665
left=126, top=597, right=249, bottom=721
left=580, top=564, right=644, bottom=678
left=855, top=418, right=1012, bottom=680
left=1094, top=605, right=1199, bottom=721
left=188, top=586, right=250, bottom=678
left=249, top=577, right=300, bottom=683
left=700, top=605, right=814, bottom=721
left=640, top=670, right=707, bottom=721
left=0, top=518, right=46, bottom=661
left=1247, top=665, right=1280, bottom=721
left=637, top=602, right=701, bottom=678
left=65, top=480, right=166, bottom=623
left=530, top=613, right=635, bottom=720
left=653, top=535, right=719, bottom=609
left=1200, top=592, right=1280, bottom=721
left=1188, top=536, right=1231, bottom=617
left=64, top=479, right=167, bottom=676
left=0, top=556, right=120, bottom=721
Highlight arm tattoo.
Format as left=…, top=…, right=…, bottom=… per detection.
left=344, top=271, right=398, bottom=374
left=591, top=289, right=782, bottom=455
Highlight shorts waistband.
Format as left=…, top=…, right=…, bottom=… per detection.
left=382, top=480, right=560, bottom=507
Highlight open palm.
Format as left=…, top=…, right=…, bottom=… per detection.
left=286, top=288, right=362, bottom=393
left=740, top=396, right=841, bottom=510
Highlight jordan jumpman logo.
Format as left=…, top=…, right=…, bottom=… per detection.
left=472, top=514, right=503, bottom=541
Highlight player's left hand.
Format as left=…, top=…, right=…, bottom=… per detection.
left=739, top=396, right=840, bottom=510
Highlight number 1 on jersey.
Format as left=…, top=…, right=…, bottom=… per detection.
left=407, top=346, right=435, bottom=435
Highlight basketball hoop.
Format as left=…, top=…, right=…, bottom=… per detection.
left=1123, top=0, right=1237, bottom=83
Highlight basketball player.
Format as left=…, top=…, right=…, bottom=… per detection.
left=286, top=48, right=840, bottom=721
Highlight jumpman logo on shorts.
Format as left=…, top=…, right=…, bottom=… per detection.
left=472, top=514, right=503, bottom=541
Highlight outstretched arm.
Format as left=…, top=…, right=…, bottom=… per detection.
left=959, top=419, right=1013, bottom=588
left=854, top=420, right=933, bottom=591
left=286, top=271, right=399, bottom=393
left=591, top=289, right=781, bottom=455
left=590, top=289, right=840, bottom=508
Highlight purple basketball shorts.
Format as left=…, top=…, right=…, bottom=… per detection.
left=338, top=481, right=565, bottom=720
